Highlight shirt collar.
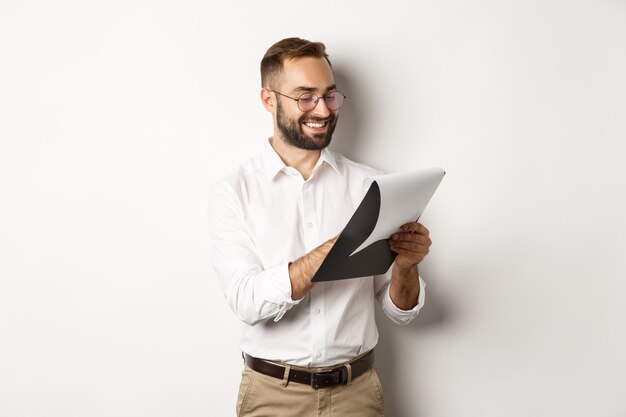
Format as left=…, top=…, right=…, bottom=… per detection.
left=261, top=139, right=287, bottom=180
left=318, top=147, right=340, bottom=174
left=262, top=139, right=340, bottom=180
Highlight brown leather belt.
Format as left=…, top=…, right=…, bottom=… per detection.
left=244, top=350, right=375, bottom=389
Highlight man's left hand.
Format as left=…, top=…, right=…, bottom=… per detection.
left=389, top=222, right=432, bottom=270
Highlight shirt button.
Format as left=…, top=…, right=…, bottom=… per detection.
left=316, top=308, right=321, bottom=315
left=307, top=222, right=313, bottom=228
left=316, top=352, right=322, bottom=358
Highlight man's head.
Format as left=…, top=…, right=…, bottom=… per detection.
left=260, top=38, right=342, bottom=151
left=260, top=38, right=331, bottom=89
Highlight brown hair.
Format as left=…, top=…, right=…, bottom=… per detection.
left=260, top=37, right=331, bottom=88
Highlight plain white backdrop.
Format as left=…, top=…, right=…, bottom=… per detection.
left=1, top=1, right=625, bottom=416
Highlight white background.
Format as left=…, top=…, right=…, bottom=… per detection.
left=1, top=1, right=625, bottom=416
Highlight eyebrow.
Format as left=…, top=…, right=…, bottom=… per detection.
left=292, top=84, right=337, bottom=94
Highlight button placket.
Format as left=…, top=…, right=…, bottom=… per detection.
left=309, top=283, right=326, bottom=366
left=301, top=178, right=326, bottom=365
left=300, top=181, right=317, bottom=251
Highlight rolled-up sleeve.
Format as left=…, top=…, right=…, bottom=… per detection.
left=208, top=180, right=301, bottom=325
left=374, top=271, right=426, bottom=325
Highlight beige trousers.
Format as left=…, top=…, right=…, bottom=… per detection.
left=236, top=365, right=385, bottom=417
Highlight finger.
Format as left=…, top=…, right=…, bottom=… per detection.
left=390, top=246, right=429, bottom=261
left=391, top=233, right=431, bottom=246
left=401, top=222, right=429, bottom=235
left=389, top=240, right=429, bottom=253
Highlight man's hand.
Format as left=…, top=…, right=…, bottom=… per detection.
left=389, top=222, right=431, bottom=270
left=388, top=222, right=431, bottom=310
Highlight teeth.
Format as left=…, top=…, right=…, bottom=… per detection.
left=305, top=121, right=326, bottom=128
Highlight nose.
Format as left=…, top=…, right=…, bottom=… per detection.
left=310, top=97, right=331, bottom=118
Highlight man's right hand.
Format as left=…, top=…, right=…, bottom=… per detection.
left=288, top=236, right=338, bottom=300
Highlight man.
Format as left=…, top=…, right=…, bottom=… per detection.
left=208, top=37, right=431, bottom=417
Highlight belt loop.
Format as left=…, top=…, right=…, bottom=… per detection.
left=345, top=362, right=352, bottom=386
left=281, top=364, right=291, bottom=388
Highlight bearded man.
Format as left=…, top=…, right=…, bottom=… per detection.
left=208, top=37, right=432, bottom=417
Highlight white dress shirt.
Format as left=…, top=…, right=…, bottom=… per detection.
left=208, top=139, right=425, bottom=367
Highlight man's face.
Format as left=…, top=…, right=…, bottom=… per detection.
left=276, top=98, right=337, bottom=150
left=273, top=57, right=339, bottom=150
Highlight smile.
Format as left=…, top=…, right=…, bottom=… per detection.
left=303, top=121, right=328, bottom=128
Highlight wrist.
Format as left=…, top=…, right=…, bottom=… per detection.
left=393, top=263, right=418, bottom=279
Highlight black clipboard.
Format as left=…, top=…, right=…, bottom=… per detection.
left=312, top=167, right=445, bottom=282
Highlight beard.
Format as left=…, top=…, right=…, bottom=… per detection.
left=276, top=100, right=337, bottom=151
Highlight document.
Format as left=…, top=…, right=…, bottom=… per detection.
left=312, top=167, right=445, bottom=282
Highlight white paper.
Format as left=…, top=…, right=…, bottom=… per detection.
left=350, top=167, right=445, bottom=256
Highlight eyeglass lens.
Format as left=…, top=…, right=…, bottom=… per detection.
left=298, top=92, right=344, bottom=111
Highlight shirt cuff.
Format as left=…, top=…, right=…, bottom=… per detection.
left=259, top=262, right=303, bottom=322
left=381, top=276, right=426, bottom=325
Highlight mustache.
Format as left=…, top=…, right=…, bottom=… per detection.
left=300, top=114, right=336, bottom=124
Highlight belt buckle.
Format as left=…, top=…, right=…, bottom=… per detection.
left=310, top=368, right=343, bottom=390
left=310, top=371, right=328, bottom=390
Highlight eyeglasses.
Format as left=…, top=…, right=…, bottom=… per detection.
left=271, top=90, right=346, bottom=112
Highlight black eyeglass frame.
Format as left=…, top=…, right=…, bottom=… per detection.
left=271, top=89, right=347, bottom=112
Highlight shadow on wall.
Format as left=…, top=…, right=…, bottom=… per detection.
left=330, top=66, right=454, bottom=416
left=375, top=274, right=454, bottom=417
left=328, top=67, right=368, bottom=162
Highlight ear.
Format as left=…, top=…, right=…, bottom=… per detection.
left=261, top=88, right=274, bottom=113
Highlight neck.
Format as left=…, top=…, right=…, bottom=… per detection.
left=270, top=136, right=321, bottom=181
